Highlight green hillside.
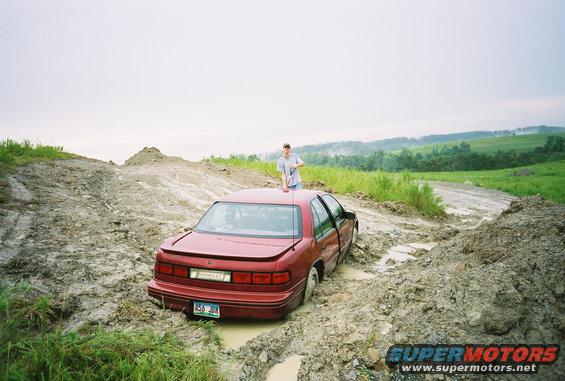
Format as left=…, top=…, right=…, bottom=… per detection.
left=0, top=139, right=76, bottom=203
left=412, top=160, right=565, bottom=203
left=395, top=132, right=565, bottom=155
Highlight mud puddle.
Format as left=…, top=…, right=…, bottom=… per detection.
left=266, top=355, right=303, bottom=381
left=216, top=319, right=285, bottom=351
left=374, top=242, right=437, bottom=272
left=334, top=264, right=375, bottom=280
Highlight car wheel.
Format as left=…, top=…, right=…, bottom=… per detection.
left=345, top=224, right=359, bottom=255
left=302, top=266, right=319, bottom=304
left=338, top=225, right=359, bottom=264
left=351, top=224, right=359, bottom=246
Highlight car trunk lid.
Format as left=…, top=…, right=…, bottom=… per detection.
left=160, top=231, right=301, bottom=260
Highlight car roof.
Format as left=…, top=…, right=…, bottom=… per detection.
left=218, top=188, right=324, bottom=205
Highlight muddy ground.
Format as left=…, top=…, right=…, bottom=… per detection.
left=0, top=147, right=562, bottom=380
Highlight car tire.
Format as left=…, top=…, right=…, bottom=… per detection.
left=337, top=224, right=359, bottom=264
left=351, top=224, right=359, bottom=246
left=345, top=224, right=359, bottom=255
left=302, top=266, right=319, bottom=304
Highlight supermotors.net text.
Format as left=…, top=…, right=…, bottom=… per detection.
left=386, top=344, right=560, bottom=375
left=400, top=363, right=538, bottom=374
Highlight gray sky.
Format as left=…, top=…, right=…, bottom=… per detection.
left=1, top=0, right=564, bottom=163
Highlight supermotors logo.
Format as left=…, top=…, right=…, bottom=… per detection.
left=386, top=344, right=560, bottom=374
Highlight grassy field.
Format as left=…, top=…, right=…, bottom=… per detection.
left=211, top=157, right=445, bottom=217
left=0, top=139, right=76, bottom=203
left=0, top=283, right=224, bottom=381
left=412, top=160, right=565, bottom=203
left=394, top=132, right=565, bottom=155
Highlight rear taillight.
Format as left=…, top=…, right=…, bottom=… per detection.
left=252, top=273, right=272, bottom=284
left=272, top=272, right=290, bottom=284
left=173, top=265, right=189, bottom=277
left=232, top=272, right=252, bottom=284
left=160, top=263, right=173, bottom=275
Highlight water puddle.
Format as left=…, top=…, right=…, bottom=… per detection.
left=374, top=242, right=436, bottom=272
left=335, top=264, right=376, bottom=280
left=216, top=320, right=284, bottom=351
left=266, top=355, right=303, bottom=381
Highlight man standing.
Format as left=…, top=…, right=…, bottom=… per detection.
left=277, top=142, right=305, bottom=191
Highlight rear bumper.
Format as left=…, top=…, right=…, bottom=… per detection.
left=147, top=278, right=305, bottom=320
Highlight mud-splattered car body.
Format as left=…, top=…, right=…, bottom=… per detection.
left=147, top=188, right=358, bottom=319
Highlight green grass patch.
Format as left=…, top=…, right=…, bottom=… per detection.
left=0, top=283, right=224, bottom=381
left=0, top=139, right=75, bottom=167
left=395, top=132, right=565, bottom=155
left=190, top=320, right=224, bottom=348
left=211, top=157, right=445, bottom=217
left=411, top=160, right=565, bottom=203
left=0, top=139, right=75, bottom=203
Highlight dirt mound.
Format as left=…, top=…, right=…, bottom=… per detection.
left=123, top=147, right=182, bottom=166
left=361, top=196, right=565, bottom=378
left=302, top=180, right=334, bottom=193
left=463, top=195, right=562, bottom=263
left=378, top=200, right=417, bottom=216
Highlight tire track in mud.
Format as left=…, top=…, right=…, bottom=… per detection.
left=0, top=175, right=35, bottom=265
left=0, top=155, right=516, bottom=381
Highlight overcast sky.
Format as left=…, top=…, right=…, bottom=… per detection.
left=1, top=0, right=564, bottom=162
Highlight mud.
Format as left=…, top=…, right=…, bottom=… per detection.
left=266, top=355, right=303, bottom=381
left=3, top=148, right=561, bottom=380
left=217, top=320, right=284, bottom=351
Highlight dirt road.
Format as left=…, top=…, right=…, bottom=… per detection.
left=1, top=149, right=562, bottom=380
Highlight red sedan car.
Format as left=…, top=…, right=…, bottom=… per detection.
left=147, top=188, right=358, bottom=319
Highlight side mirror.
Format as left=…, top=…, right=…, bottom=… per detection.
left=344, top=211, right=356, bottom=220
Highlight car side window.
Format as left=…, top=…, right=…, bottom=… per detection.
left=310, top=198, right=334, bottom=239
left=321, top=194, right=345, bottom=227
left=310, top=205, right=324, bottom=240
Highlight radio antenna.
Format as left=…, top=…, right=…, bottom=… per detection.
left=283, top=163, right=296, bottom=251
left=292, top=175, right=295, bottom=251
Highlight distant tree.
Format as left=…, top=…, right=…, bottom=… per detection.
left=543, top=135, right=564, bottom=152
left=382, top=154, right=399, bottom=172
left=396, top=148, right=416, bottom=170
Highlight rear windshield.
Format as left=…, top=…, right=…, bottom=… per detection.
left=194, top=202, right=302, bottom=238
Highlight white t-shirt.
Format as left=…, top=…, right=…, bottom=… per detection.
left=276, top=153, right=304, bottom=186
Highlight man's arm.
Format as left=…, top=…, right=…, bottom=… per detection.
left=276, top=159, right=288, bottom=189
left=292, top=155, right=305, bottom=168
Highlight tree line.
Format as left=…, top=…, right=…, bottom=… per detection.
left=296, top=135, right=564, bottom=172
left=221, top=135, right=564, bottom=172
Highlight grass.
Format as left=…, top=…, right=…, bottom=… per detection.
left=0, top=139, right=75, bottom=203
left=0, top=139, right=74, bottom=167
left=393, top=132, right=565, bottom=155
left=211, top=157, right=445, bottom=217
left=191, top=320, right=224, bottom=348
left=411, top=160, right=565, bottom=203
left=0, top=283, right=224, bottom=381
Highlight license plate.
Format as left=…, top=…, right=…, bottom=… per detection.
left=190, top=268, right=231, bottom=282
left=193, top=301, right=220, bottom=318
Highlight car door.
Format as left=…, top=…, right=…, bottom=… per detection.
left=310, top=197, right=340, bottom=274
left=320, top=194, right=353, bottom=259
